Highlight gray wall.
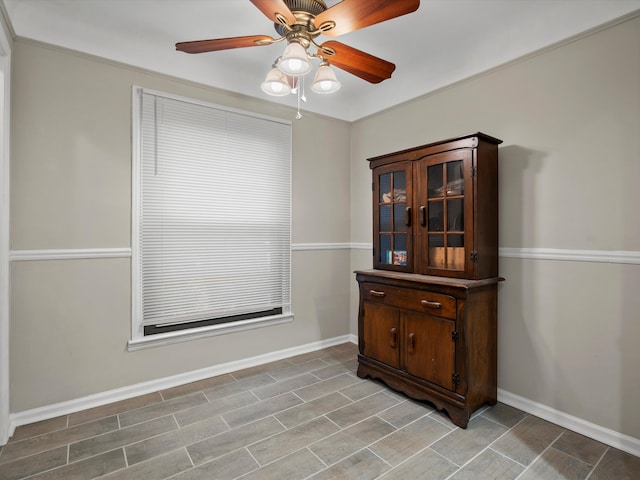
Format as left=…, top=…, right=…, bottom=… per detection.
left=350, top=15, right=640, bottom=439
left=9, top=40, right=352, bottom=411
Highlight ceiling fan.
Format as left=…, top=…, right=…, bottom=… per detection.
left=176, top=0, right=420, bottom=97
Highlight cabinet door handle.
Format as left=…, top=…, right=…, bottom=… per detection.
left=421, top=300, right=442, bottom=309
left=419, top=206, right=426, bottom=226
left=369, top=290, right=387, bottom=298
left=408, top=332, right=415, bottom=352
left=390, top=327, right=397, bottom=348
left=405, top=207, right=412, bottom=227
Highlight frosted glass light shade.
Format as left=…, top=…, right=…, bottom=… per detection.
left=261, top=68, right=291, bottom=96
left=278, top=42, right=312, bottom=76
left=311, top=64, right=341, bottom=94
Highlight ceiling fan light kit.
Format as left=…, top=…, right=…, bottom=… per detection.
left=277, top=41, right=313, bottom=76
left=311, top=62, right=341, bottom=94
left=176, top=0, right=420, bottom=105
left=261, top=67, right=292, bottom=96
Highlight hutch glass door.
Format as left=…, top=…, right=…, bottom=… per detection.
left=373, top=163, right=412, bottom=271
left=419, top=150, right=472, bottom=276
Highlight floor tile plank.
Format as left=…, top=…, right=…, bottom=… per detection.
left=68, top=416, right=177, bottom=463
left=449, top=448, right=525, bottom=480
left=491, top=414, right=564, bottom=466
left=67, top=392, right=163, bottom=427
left=186, top=416, right=284, bottom=466
left=430, top=416, right=507, bottom=466
left=125, top=416, right=228, bottom=465
left=0, top=446, right=67, bottom=480
left=1, top=416, right=119, bottom=464
left=170, top=449, right=257, bottom=480
left=240, top=448, right=325, bottom=480
left=589, top=448, right=640, bottom=480
left=309, top=416, right=397, bottom=466
left=249, top=417, right=340, bottom=465
left=518, top=447, right=592, bottom=480
left=369, top=416, right=452, bottom=466
left=102, top=448, right=193, bottom=480
left=28, top=449, right=126, bottom=480
left=118, top=392, right=208, bottom=428
left=308, top=448, right=390, bottom=480
left=275, top=392, right=352, bottom=429
left=377, top=447, right=458, bottom=480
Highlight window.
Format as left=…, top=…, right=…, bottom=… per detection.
left=130, top=87, right=292, bottom=348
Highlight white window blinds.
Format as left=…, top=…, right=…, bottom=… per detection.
left=135, top=89, right=292, bottom=330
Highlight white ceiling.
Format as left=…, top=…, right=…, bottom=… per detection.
left=3, top=0, right=640, bottom=121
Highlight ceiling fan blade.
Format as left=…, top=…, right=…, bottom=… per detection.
left=250, top=0, right=297, bottom=26
left=320, top=41, right=395, bottom=84
left=315, top=0, right=420, bottom=37
left=176, top=35, right=275, bottom=54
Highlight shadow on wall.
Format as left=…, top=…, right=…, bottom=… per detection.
left=496, top=143, right=583, bottom=476
left=496, top=144, right=547, bottom=399
left=620, top=253, right=640, bottom=440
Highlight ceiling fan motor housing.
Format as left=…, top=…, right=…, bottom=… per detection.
left=286, top=0, right=327, bottom=16
left=274, top=0, right=328, bottom=37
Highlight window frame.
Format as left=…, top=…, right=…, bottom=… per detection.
left=129, top=86, right=293, bottom=351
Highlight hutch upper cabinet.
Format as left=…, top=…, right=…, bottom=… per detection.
left=370, top=132, right=502, bottom=279
left=357, top=133, right=503, bottom=428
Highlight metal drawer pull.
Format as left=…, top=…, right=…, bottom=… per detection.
left=390, top=327, right=397, bottom=348
left=421, top=300, right=442, bottom=309
left=408, top=332, right=415, bottom=352
left=370, top=290, right=387, bottom=298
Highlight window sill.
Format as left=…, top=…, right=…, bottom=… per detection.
left=127, top=313, right=294, bottom=351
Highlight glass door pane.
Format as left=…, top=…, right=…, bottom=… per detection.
left=376, top=168, right=409, bottom=268
left=426, top=159, right=465, bottom=271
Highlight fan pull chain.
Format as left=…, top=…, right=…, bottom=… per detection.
left=296, top=77, right=305, bottom=119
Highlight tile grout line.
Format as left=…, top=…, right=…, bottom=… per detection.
left=476, top=414, right=532, bottom=470
left=487, top=446, right=530, bottom=470
left=163, top=447, right=197, bottom=480
left=381, top=428, right=461, bottom=477
left=513, top=430, right=566, bottom=480
left=583, top=446, right=609, bottom=480
left=121, top=446, right=129, bottom=468
left=244, top=445, right=262, bottom=469
left=549, top=430, right=609, bottom=469
left=306, top=445, right=330, bottom=469
left=439, top=413, right=533, bottom=479
left=366, top=445, right=395, bottom=470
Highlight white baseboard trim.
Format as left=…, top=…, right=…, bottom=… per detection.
left=8, top=334, right=357, bottom=437
left=498, top=388, right=640, bottom=457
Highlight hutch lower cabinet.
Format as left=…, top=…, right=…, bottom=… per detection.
left=356, top=267, right=500, bottom=428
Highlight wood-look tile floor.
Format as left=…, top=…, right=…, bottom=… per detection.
left=1, top=342, right=639, bottom=479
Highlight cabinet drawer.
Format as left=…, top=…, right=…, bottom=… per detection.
left=362, top=283, right=456, bottom=319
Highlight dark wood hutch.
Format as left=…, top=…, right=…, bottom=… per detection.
left=356, top=132, right=503, bottom=428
